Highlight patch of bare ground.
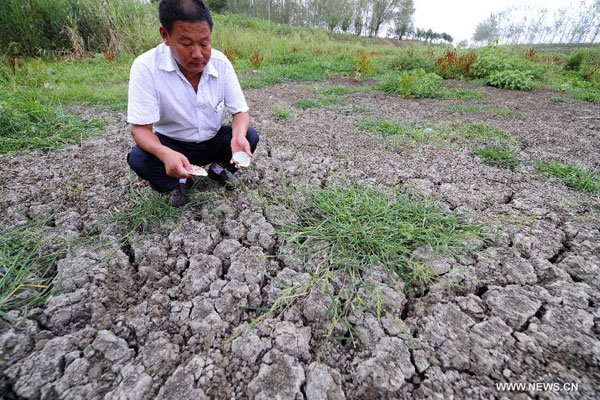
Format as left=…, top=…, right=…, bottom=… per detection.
left=1, top=78, right=599, bottom=399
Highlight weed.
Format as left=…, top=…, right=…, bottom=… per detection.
left=536, top=161, right=600, bottom=194
left=232, top=184, right=485, bottom=344
left=294, top=95, right=347, bottom=110
left=352, top=49, right=373, bottom=81
left=471, top=145, right=521, bottom=170
left=434, top=50, right=477, bottom=79
left=319, top=86, right=373, bottom=95
left=443, top=105, right=483, bottom=113
left=272, top=107, right=291, bottom=121
left=0, top=218, right=74, bottom=323
left=550, top=96, right=567, bottom=103
left=443, top=105, right=523, bottom=116
left=356, top=119, right=429, bottom=144
left=249, top=50, right=264, bottom=69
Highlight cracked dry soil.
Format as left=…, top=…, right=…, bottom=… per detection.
left=1, top=79, right=599, bottom=399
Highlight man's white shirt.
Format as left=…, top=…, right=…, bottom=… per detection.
left=127, top=43, right=249, bottom=142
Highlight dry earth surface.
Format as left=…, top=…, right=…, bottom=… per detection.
left=1, top=78, right=599, bottom=399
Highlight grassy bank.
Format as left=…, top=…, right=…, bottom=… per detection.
left=1, top=2, right=599, bottom=155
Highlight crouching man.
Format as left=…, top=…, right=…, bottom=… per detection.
left=126, top=0, right=258, bottom=207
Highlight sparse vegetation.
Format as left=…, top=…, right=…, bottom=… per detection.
left=536, top=161, right=600, bottom=193
left=294, top=95, right=348, bottom=109
left=236, top=184, right=485, bottom=344
left=0, top=218, right=74, bottom=323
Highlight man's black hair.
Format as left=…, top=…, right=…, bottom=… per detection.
left=159, top=0, right=213, bottom=34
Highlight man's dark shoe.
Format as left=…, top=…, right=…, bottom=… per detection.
left=208, top=166, right=241, bottom=190
left=170, top=179, right=193, bottom=207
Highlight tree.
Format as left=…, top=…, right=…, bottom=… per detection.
left=392, top=0, right=414, bottom=40
left=472, top=14, right=500, bottom=43
left=368, top=0, right=402, bottom=36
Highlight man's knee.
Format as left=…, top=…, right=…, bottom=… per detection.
left=247, top=127, right=259, bottom=153
left=127, top=145, right=152, bottom=179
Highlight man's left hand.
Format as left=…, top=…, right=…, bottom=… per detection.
left=230, top=136, right=252, bottom=168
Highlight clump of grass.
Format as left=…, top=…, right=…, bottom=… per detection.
left=294, top=95, right=348, bottom=109
left=272, top=107, right=292, bottom=121
left=343, top=105, right=374, bottom=115
left=443, top=105, right=483, bottom=113
left=357, top=119, right=514, bottom=147
left=110, top=188, right=183, bottom=235
left=232, top=185, right=485, bottom=344
left=0, top=218, right=74, bottom=323
left=551, top=96, right=567, bottom=103
left=319, top=86, right=373, bottom=95
left=356, top=119, right=429, bottom=144
left=536, top=161, right=600, bottom=193
left=472, top=145, right=521, bottom=170
left=444, top=122, right=514, bottom=142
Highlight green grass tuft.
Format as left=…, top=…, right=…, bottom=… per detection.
left=294, top=95, right=348, bottom=109
left=0, top=218, right=74, bottom=323
left=536, top=161, right=600, bottom=193
left=272, top=107, right=292, bottom=121
left=234, top=185, right=486, bottom=345
left=471, top=145, right=521, bottom=170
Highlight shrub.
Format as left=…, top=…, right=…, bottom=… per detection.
left=378, top=69, right=443, bottom=98
left=434, top=50, right=477, bottom=79
left=352, top=49, right=373, bottom=80
left=564, top=51, right=585, bottom=71
left=486, top=70, right=534, bottom=91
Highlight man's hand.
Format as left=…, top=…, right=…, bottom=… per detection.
left=230, top=135, right=252, bottom=168
left=161, top=147, right=192, bottom=178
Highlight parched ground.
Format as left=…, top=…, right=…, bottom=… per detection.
left=1, top=78, right=599, bottom=399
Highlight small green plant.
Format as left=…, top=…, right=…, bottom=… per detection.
left=390, top=49, right=436, bottom=72
left=486, top=70, right=534, bottom=91
left=272, top=107, right=291, bottom=121
left=471, top=145, right=521, bottom=170
left=378, top=69, right=443, bottom=98
left=536, top=161, right=600, bottom=193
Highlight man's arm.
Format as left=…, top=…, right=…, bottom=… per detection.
left=131, top=124, right=192, bottom=179
left=230, top=111, right=251, bottom=167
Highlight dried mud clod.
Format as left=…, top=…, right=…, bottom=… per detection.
left=1, top=80, right=600, bottom=399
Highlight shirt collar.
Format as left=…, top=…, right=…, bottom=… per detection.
left=159, top=44, right=219, bottom=78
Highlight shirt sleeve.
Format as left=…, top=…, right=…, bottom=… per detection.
left=223, top=59, right=249, bottom=115
left=127, top=59, right=160, bottom=125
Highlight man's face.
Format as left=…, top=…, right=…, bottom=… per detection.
left=160, top=20, right=212, bottom=77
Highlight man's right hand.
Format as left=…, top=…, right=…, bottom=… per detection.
left=160, top=147, right=192, bottom=179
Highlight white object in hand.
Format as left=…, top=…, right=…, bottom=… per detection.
left=232, top=151, right=251, bottom=167
left=189, top=165, right=208, bottom=176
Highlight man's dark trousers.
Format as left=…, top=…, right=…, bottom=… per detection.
left=127, top=125, right=259, bottom=193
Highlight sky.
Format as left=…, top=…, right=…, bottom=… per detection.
left=413, top=0, right=574, bottom=44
